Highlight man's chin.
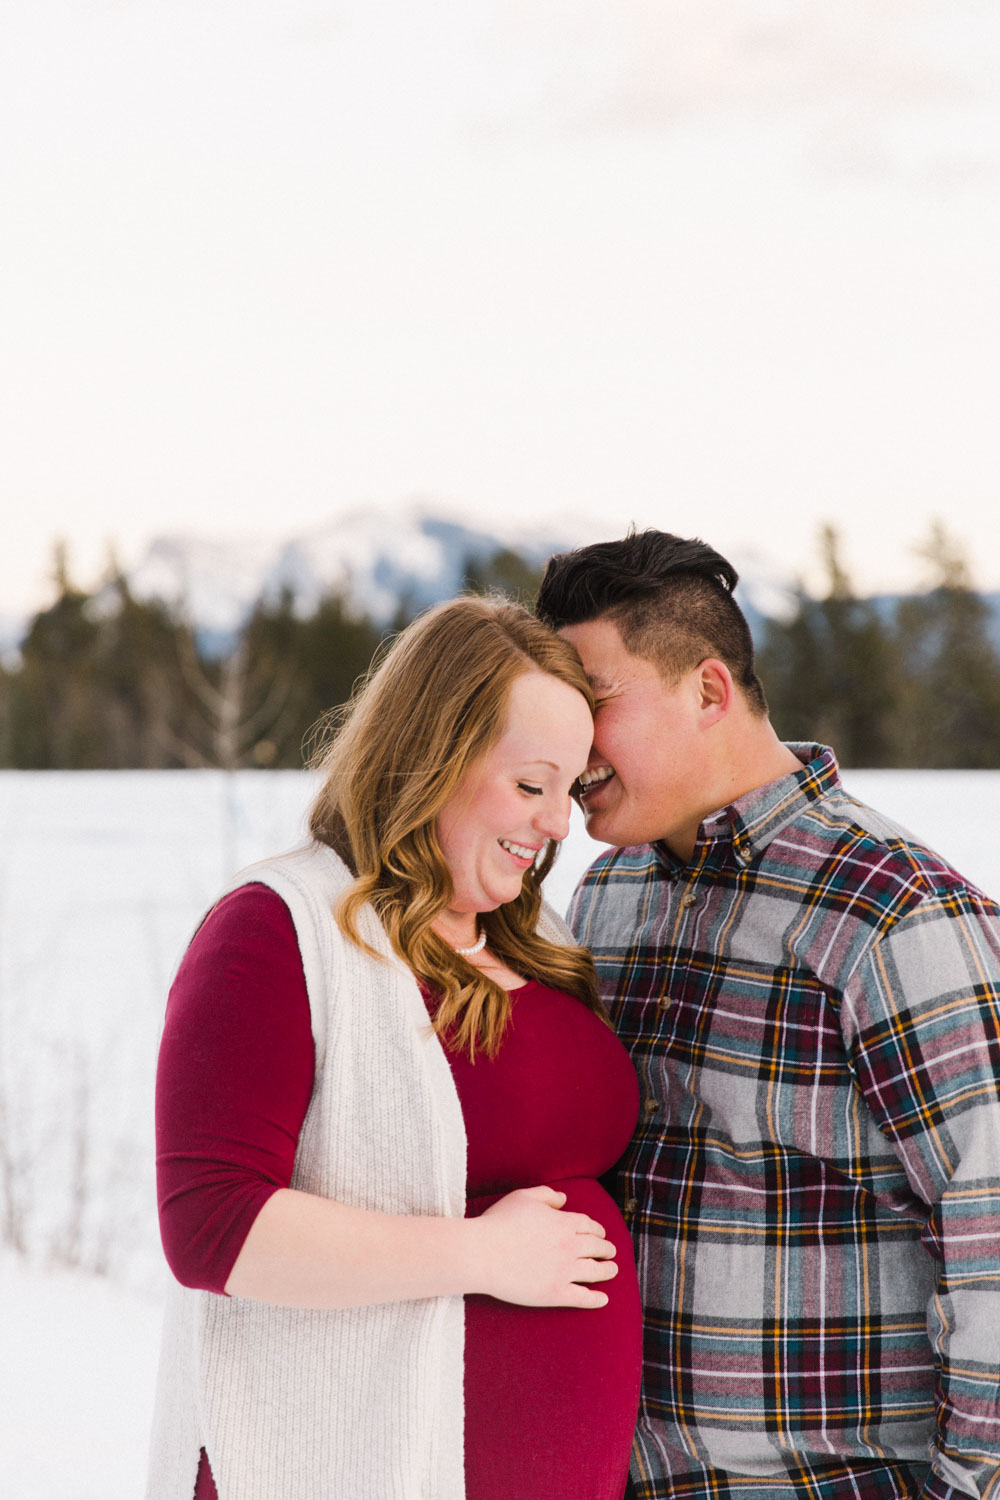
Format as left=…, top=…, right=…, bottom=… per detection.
left=583, top=802, right=658, bottom=850
left=582, top=805, right=624, bottom=848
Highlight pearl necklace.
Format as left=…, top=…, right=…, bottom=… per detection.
left=452, top=928, right=487, bottom=957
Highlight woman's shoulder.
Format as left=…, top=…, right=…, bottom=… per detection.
left=183, top=882, right=303, bottom=976
left=536, top=899, right=575, bottom=946
left=189, top=845, right=353, bottom=971
left=225, top=841, right=353, bottom=902
left=206, top=880, right=294, bottom=927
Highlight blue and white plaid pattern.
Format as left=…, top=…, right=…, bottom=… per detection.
left=571, top=747, right=1000, bottom=1500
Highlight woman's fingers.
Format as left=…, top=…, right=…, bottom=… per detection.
left=573, top=1254, right=619, bottom=1284
left=574, top=1227, right=615, bottom=1258
left=569, top=1213, right=606, bottom=1237
left=523, top=1184, right=568, bottom=1209
left=564, top=1284, right=611, bottom=1309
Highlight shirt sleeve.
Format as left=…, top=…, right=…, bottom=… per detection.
left=155, top=883, right=315, bottom=1294
left=840, top=884, right=1000, bottom=1500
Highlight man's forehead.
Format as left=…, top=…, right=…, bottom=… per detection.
left=558, top=615, right=628, bottom=660
left=558, top=618, right=654, bottom=689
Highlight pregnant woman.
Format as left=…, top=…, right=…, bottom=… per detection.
left=148, top=595, right=641, bottom=1500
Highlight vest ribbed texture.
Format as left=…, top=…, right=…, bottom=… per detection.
left=146, top=842, right=469, bottom=1500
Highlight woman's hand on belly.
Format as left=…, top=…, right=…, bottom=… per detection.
left=469, top=1184, right=619, bottom=1309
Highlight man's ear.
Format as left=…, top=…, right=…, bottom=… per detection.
left=695, top=658, right=733, bottom=726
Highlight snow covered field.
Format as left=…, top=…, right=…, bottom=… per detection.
left=1, top=767, right=999, bottom=1497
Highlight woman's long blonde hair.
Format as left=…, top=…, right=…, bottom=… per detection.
left=308, top=594, right=602, bottom=1058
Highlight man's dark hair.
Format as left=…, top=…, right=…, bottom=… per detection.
left=536, top=528, right=768, bottom=715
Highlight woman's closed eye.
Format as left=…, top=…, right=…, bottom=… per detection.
left=517, top=782, right=544, bottom=796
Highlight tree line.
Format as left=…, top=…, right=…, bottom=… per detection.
left=2, top=527, right=999, bottom=770
left=757, top=523, right=1000, bottom=769
left=0, top=545, right=543, bottom=771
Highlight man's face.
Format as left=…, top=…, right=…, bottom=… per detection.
left=559, top=615, right=710, bottom=855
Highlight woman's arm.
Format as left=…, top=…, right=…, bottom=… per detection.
left=158, top=884, right=617, bottom=1309
left=225, top=1182, right=617, bottom=1309
left=156, top=884, right=316, bottom=1293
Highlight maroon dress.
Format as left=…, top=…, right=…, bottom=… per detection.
left=156, top=885, right=641, bottom=1499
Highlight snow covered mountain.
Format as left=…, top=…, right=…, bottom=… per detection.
left=1, top=507, right=790, bottom=656
left=12, top=504, right=997, bottom=653
left=122, top=503, right=797, bottom=644
left=125, top=502, right=597, bottom=637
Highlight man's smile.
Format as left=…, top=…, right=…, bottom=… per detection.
left=577, top=764, right=616, bottom=800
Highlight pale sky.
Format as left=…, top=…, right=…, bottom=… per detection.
left=3, top=0, right=999, bottom=622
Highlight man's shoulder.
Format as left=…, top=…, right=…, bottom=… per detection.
left=791, top=780, right=998, bottom=917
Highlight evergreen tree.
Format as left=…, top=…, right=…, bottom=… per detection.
left=892, top=522, right=1000, bottom=768
left=6, top=545, right=227, bottom=769
left=462, top=548, right=544, bottom=605
left=8, top=544, right=104, bottom=768
left=239, top=588, right=388, bottom=768
left=292, top=592, right=388, bottom=764
left=758, top=526, right=898, bottom=766
left=0, top=657, right=13, bottom=768
left=90, top=559, right=192, bottom=768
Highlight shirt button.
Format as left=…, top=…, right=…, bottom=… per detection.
left=624, top=1197, right=638, bottom=1216
left=680, top=892, right=697, bottom=908
left=644, top=1098, right=659, bottom=1116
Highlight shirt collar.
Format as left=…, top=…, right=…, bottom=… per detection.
left=653, top=743, right=840, bottom=873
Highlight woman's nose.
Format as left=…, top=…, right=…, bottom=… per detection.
left=533, top=795, right=571, bottom=843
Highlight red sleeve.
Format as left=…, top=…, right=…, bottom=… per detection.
left=155, top=883, right=315, bottom=1294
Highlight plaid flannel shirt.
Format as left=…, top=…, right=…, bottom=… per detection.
left=570, top=746, right=1000, bottom=1500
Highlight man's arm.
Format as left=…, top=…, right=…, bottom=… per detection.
left=842, top=885, right=1000, bottom=1500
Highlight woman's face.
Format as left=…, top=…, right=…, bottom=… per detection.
left=435, top=669, right=593, bottom=923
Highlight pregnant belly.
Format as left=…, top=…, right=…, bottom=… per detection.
left=463, top=1177, right=641, bottom=1500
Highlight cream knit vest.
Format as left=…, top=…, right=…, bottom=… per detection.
left=146, top=842, right=471, bottom=1500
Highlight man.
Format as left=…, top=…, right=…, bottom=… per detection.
left=536, top=529, right=1000, bottom=1500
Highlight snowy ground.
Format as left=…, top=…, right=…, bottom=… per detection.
left=1, top=1247, right=165, bottom=1500
left=1, top=767, right=998, bottom=1497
